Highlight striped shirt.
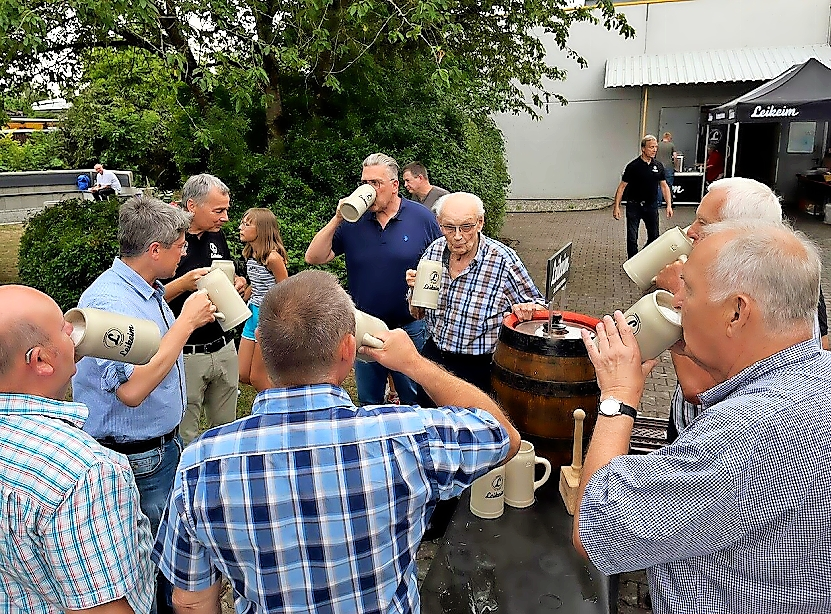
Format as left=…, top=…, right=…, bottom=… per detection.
left=421, top=234, right=543, bottom=355
left=246, top=257, right=276, bottom=307
left=580, top=340, right=831, bottom=614
left=152, top=384, right=510, bottom=613
left=0, top=394, right=155, bottom=614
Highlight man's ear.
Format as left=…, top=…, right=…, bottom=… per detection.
left=186, top=199, right=198, bottom=213
left=725, top=295, right=751, bottom=337
left=27, top=347, right=55, bottom=377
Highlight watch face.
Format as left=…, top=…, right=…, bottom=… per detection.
left=599, top=398, right=619, bottom=416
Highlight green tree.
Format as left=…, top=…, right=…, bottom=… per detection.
left=1, top=0, right=632, bottom=150
left=60, top=50, right=180, bottom=187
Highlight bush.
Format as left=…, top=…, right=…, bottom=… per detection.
left=0, top=131, right=65, bottom=172
left=18, top=199, right=120, bottom=311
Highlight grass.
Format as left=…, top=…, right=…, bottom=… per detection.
left=0, top=224, right=23, bottom=284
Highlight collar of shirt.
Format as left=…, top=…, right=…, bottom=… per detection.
left=111, top=257, right=166, bottom=301
left=251, top=384, right=356, bottom=416
left=370, top=197, right=410, bottom=227
left=698, top=339, right=821, bottom=409
left=0, top=393, right=88, bottom=429
left=440, top=232, right=484, bottom=274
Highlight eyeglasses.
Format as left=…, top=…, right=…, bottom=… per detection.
left=24, top=347, right=37, bottom=364
left=440, top=223, right=478, bottom=235
left=360, top=178, right=392, bottom=188
left=168, top=240, right=187, bottom=254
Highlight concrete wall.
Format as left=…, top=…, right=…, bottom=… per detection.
left=496, top=0, right=831, bottom=199
left=0, top=170, right=135, bottom=224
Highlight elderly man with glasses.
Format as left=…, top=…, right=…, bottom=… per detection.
left=407, top=192, right=543, bottom=397
left=306, top=152, right=442, bottom=407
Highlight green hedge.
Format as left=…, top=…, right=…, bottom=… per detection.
left=18, top=198, right=120, bottom=312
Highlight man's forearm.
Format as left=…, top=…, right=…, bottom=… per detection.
left=400, top=355, right=520, bottom=459
left=305, top=217, right=339, bottom=264
left=171, top=583, right=222, bottom=614
left=116, top=319, right=192, bottom=407
left=572, top=415, right=633, bottom=556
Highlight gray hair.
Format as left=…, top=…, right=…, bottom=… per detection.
left=434, top=192, right=485, bottom=219
left=258, top=270, right=355, bottom=386
left=701, top=219, right=819, bottom=335
left=362, top=153, right=399, bottom=181
left=641, top=135, right=657, bottom=148
left=181, top=173, right=230, bottom=209
left=708, top=177, right=782, bottom=223
left=118, top=196, right=193, bottom=258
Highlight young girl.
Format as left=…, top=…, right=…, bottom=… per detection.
left=238, top=208, right=289, bottom=385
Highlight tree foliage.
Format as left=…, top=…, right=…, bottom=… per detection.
left=1, top=0, right=633, bottom=147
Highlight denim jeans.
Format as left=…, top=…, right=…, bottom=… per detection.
left=127, top=436, right=182, bottom=614
left=625, top=202, right=660, bottom=259
left=354, top=319, right=426, bottom=405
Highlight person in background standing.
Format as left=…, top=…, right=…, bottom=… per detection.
left=164, top=174, right=247, bottom=446
left=402, top=161, right=449, bottom=211
left=238, top=208, right=289, bottom=386
left=612, top=135, right=674, bottom=259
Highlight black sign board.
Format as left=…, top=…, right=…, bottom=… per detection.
left=545, top=242, right=572, bottom=303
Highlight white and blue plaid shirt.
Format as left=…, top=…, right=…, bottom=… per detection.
left=0, top=394, right=155, bottom=614
left=580, top=340, right=831, bottom=613
left=421, top=234, right=543, bottom=355
left=153, top=384, right=510, bottom=613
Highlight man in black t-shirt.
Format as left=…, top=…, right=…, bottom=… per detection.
left=612, top=135, right=674, bottom=258
left=164, top=174, right=248, bottom=445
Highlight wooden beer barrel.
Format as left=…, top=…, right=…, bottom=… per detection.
left=491, top=311, right=600, bottom=468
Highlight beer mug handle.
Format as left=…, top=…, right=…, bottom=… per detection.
left=362, top=333, right=384, bottom=349
left=534, top=456, right=552, bottom=491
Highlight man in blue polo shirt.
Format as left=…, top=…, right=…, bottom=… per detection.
left=306, top=152, right=441, bottom=406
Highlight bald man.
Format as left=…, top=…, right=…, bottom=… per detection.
left=0, top=286, right=154, bottom=614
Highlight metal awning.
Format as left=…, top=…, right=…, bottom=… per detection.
left=605, top=44, right=831, bottom=88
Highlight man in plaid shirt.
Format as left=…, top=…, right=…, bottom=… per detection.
left=406, top=192, right=544, bottom=397
left=153, top=270, right=520, bottom=613
left=574, top=220, right=831, bottom=613
left=0, top=286, right=154, bottom=614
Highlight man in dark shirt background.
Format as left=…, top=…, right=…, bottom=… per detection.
left=164, top=173, right=247, bottom=445
left=612, top=135, right=674, bottom=258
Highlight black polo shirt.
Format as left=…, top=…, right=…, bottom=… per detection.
left=164, top=230, right=234, bottom=345
left=621, top=156, right=666, bottom=206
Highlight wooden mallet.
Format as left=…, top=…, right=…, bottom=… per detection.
left=559, top=408, right=585, bottom=515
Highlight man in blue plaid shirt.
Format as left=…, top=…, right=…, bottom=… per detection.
left=574, top=220, right=831, bottom=613
left=152, top=269, right=520, bottom=613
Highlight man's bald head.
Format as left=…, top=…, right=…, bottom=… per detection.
left=0, top=287, right=58, bottom=377
left=0, top=286, right=76, bottom=398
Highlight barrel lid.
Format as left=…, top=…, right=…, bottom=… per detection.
left=498, top=311, right=600, bottom=357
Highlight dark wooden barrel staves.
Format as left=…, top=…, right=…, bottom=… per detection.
left=491, top=310, right=600, bottom=468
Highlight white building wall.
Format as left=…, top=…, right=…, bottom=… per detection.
left=497, top=0, right=831, bottom=199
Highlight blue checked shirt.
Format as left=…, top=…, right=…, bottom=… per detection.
left=73, top=257, right=186, bottom=441
left=421, top=234, right=543, bottom=355
left=0, top=394, right=155, bottom=614
left=580, top=340, right=831, bottom=614
left=153, top=384, right=510, bottom=613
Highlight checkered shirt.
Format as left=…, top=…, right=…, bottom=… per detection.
left=580, top=340, right=831, bottom=614
left=421, top=234, right=543, bottom=355
left=0, top=394, right=155, bottom=614
left=153, top=384, right=510, bottom=613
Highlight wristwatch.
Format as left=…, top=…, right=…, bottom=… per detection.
left=598, top=397, right=637, bottom=419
